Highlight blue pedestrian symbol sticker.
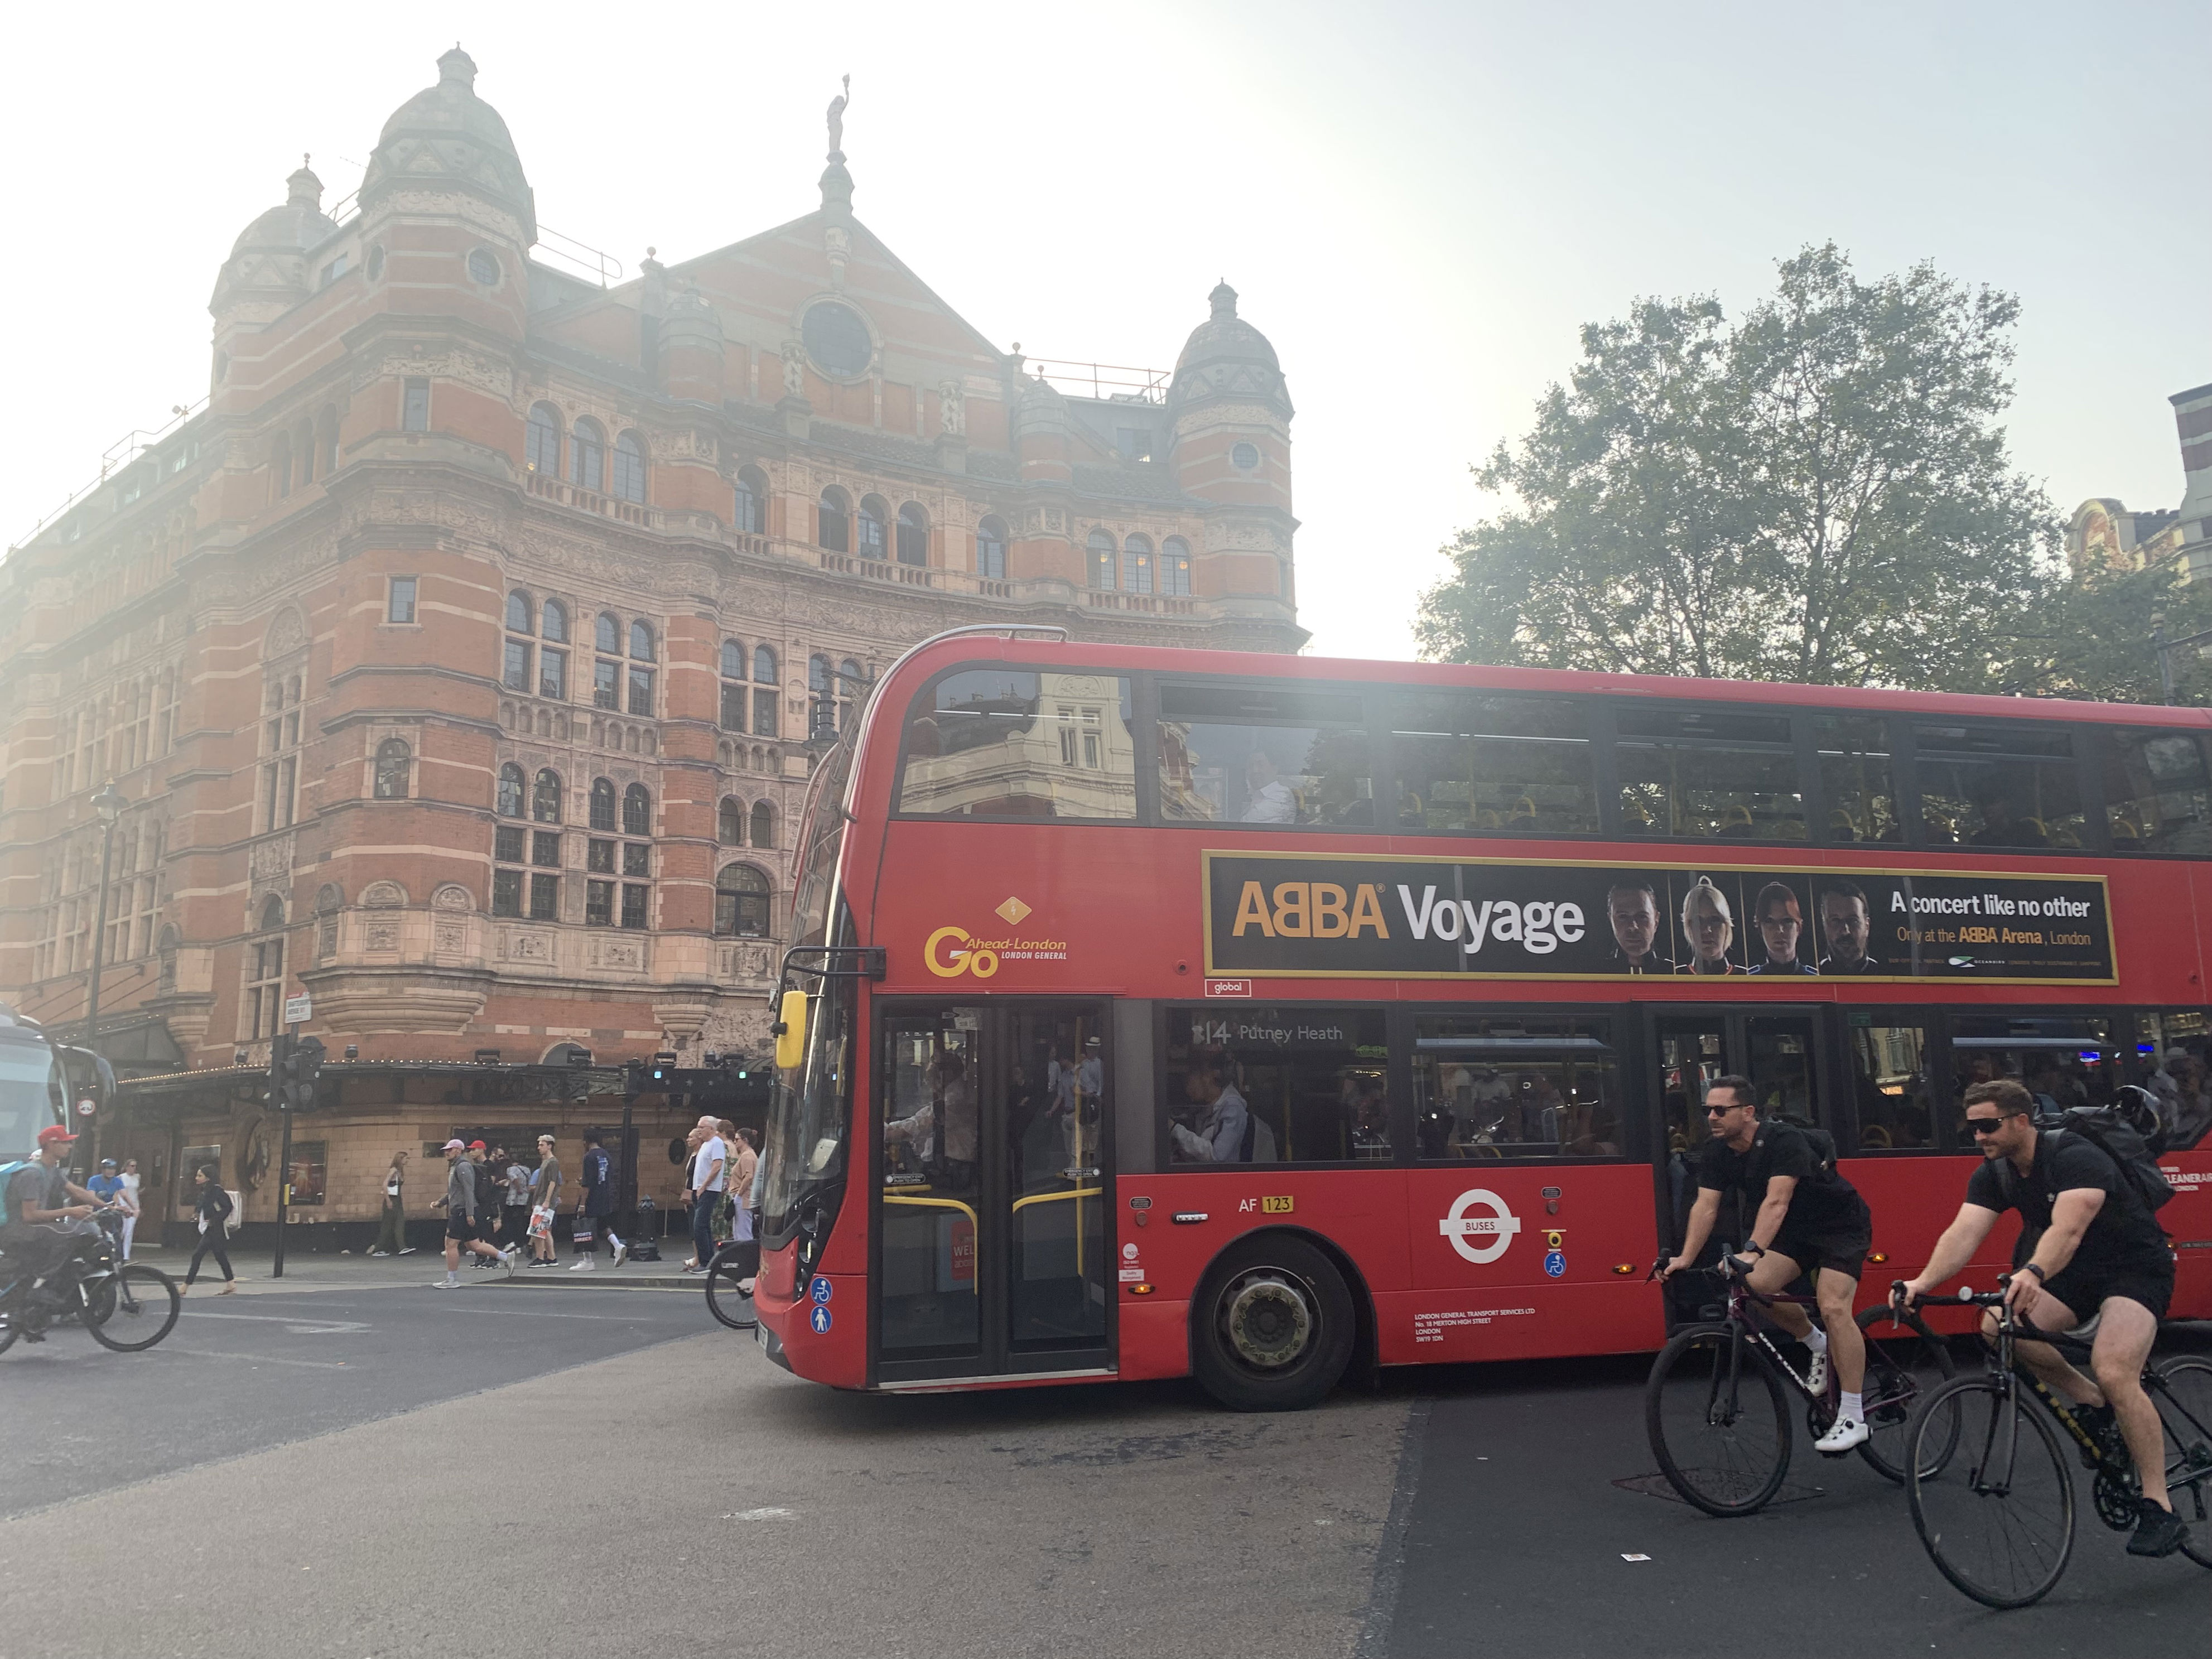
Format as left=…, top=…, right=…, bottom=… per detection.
left=808, top=1304, right=833, bottom=1335
left=809, top=1276, right=833, bottom=1305
left=1543, top=1251, right=1567, bottom=1279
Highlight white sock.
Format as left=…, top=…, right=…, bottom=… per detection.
left=1839, top=1390, right=1862, bottom=1421
left=1804, top=1326, right=1829, bottom=1354
left=610, top=1234, right=623, bottom=1248
left=445, top=1271, right=459, bottom=1285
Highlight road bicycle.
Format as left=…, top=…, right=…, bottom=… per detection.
left=1903, top=1280, right=2212, bottom=1608
left=1644, top=1250, right=1954, bottom=1516
left=0, top=1223, right=181, bottom=1355
left=702, top=1238, right=756, bottom=1332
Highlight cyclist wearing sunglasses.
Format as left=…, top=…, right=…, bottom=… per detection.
left=1661, top=1075, right=1874, bottom=1453
left=1895, top=1078, right=2186, bottom=1557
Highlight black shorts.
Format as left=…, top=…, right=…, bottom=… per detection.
left=2036, top=1256, right=2174, bottom=1327
left=1770, top=1200, right=1872, bottom=1282
left=445, top=1213, right=476, bottom=1243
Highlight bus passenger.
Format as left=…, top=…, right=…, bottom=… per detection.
left=885, top=1053, right=977, bottom=1189
left=1816, top=881, right=1880, bottom=974
left=1674, top=877, right=1741, bottom=975
left=1240, top=749, right=1297, bottom=824
left=1746, top=882, right=1818, bottom=975
left=1606, top=879, right=1678, bottom=974
left=1172, top=1059, right=1250, bottom=1163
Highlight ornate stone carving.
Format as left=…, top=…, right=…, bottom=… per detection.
left=938, top=380, right=965, bottom=437
left=264, top=607, right=308, bottom=657
left=433, top=922, right=465, bottom=954
left=362, top=881, right=408, bottom=908
left=780, top=342, right=807, bottom=399
left=249, top=834, right=295, bottom=891
left=431, top=883, right=474, bottom=912
left=364, top=922, right=400, bottom=953
left=506, top=929, right=553, bottom=962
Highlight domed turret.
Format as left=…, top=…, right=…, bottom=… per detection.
left=1168, top=281, right=1292, bottom=418
left=209, top=160, right=338, bottom=318
left=358, top=46, right=536, bottom=242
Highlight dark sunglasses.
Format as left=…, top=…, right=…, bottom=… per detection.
left=1963, top=1116, right=2008, bottom=1136
left=1704, top=1103, right=1742, bottom=1116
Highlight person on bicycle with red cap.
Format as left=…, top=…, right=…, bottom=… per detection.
left=2, top=1126, right=108, bottom=1306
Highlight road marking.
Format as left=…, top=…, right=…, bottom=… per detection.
left=408, top=1303, right=661, bottom=1322
left=179, top=1313, right=371, bottom=1334
left=721, top=1507, right=793, bottom=1520
left=168, top=1348, right=353, bottom=1371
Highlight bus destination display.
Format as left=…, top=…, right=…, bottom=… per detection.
left=1203, top=852, right=2114, bottom=983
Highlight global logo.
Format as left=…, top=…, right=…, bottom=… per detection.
left=1438, top=1189, right=1523, bottom=1265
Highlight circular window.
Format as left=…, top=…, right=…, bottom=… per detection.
left=802, top=300, right=873, bottom=378
left=1231, top=441, right=1261, bottom=471
left=367, top=245, right=387, bottom=282
left=467, top=248, right=501, bottom=287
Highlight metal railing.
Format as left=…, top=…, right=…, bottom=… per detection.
left=1024, top=359, right=1171, bottom=404
left=9, top=396, right=209, bottom=552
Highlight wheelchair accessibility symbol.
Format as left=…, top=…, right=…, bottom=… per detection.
left=810, top=1276, right=833, bottom=1305
left=1438, top=1189, right=1522, bottom=1265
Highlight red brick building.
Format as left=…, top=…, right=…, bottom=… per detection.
left=0, top=50, right=1301, bottom=1238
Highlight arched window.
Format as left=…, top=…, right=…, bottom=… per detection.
left=734, top=465, right=768, bottom=534
left=373, top=738, right=412, bottom=799
left=1123, top=533, right=1155, bottom=594
left=622, top=783, right=652, bottom=837
left=589, top=778, right=616, bottom=832
left=1162, top=536, right=1193, bottom=596
left=895, top=502, right=928, bottom=566
left=719, top=642, right=748, bottom=731
left=857, top=495, right=889, bottom=559
left=808, top=654, right=835, bottom=740
left=295, top=420, right=316, bottom=485
left=542, top=598, right=568, bottom=643
left=719, top=797, right=744, bottom=846
left=838, top=658, right=863, bottom=733
left=714, top=864, right=772, bottom=938
left=316, top=407, right=339, bottom=479
left=497, top=763, right=526, bottom=817
left=976, top=516, right=1008, bottom=580
left=570, top=417, right=606, bottom=493
left=505, top=591, right=533, bottom=633
left=525, top=402, right=562, bottom=475
left=628, top=619, right=654, bottom=661
left=753, top=643, right=778, bottom=684
left=817, top=486, right=850, bottom=552
left=611, top=431, right=648, bottom=504
left=750, top=800, right=775, bottom=849
left=531, top=768, right=563, bottom=823
left=247, top=896, right=288, bottom=1039
left=1087, top=529, right=1116, bottom=589
left=271, top=433, right=293, bottom=501
left=720, top=639, right=746, bottom=679
left=595, top=612, right=620, bottom=653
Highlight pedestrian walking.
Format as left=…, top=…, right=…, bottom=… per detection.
left=725, top=1126, right=760, bottom=1289
left=117, top=1158, right=143, bottom=1260
left=369, top=1150, right=412, bottom=1255
left=529, top=1134, right=563, bottom=1266
left=679, top=1116, right=727, bottom=1274
left=569, top=1130, right=625, bottom=1271
left=180, top=1164, right=237, bottom=1295
left=86, top=1158, right=128, bottom=1255
left=501, top=1150, right=532, bottom=1249
left=437, top=1139, right=518, bottom=1286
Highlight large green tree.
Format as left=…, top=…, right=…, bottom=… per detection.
left=1416, top=244, right=2210, bottom=703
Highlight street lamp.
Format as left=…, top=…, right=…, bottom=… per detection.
left=84, top=783, right=128, bottom=1164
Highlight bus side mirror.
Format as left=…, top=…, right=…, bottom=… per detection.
left=774, top=990, right=808, bottom=1072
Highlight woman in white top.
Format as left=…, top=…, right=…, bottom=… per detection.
left=117, top=1158, right=143, bottom=1260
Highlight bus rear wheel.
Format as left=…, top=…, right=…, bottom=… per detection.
left=1193, top=1234, right=1355, bottom=1412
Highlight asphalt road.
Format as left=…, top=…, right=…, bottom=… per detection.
left=2, top=1289, right=2205, bottom=1658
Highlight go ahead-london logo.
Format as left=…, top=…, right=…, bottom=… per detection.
left=924, top=896, right=1070, bottom=978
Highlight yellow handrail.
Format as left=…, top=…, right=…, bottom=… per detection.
left=1010, top=1185, right=1100, bottom=1274
left=882, top=1193, right=979, bottom=1229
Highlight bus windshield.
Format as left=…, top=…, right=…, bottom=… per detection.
left=0, top=1026, right=65, bottom=1157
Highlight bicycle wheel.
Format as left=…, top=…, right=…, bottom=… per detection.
left=1645, top=1323, right=1792, bottom=1516
left=2152, top=1356, right=2212, bottom=1569
left=1907, top=1375, right=2075, bottom=1608
left=1854, top=1305, right=1958, bottom=1484
left=703, top=1248, right=755, bottom=1331
left=78, top=1263, right=181, bottom=1352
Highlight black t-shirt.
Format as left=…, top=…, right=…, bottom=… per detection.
left=1695, top=1122, right=1863, bottom=1237
left=1965, top=1130, right=2170, bottom=1275
left=3, top=1162, right=66, bottom=1240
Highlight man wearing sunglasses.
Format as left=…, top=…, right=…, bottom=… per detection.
left=1895, top=1078, right=2185, bottom=1558
left=1661, top=1075, right=1874, bottom=1453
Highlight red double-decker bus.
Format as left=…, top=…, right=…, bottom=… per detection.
left=752, top=627, right=2212, bottom=1407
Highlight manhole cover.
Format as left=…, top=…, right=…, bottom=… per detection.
left=1612, top=1472, right=1827, bottom=1506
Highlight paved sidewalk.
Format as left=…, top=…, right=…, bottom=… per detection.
left=124, top=1240, right=717, bottom=1296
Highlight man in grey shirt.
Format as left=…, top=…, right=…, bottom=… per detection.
left=437, top=1139, right=517, bottom=1286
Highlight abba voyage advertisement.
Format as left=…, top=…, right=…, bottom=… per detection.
left=1202, top=852, right=2116, bottom=984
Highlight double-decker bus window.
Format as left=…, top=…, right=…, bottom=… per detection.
left=1613, top=705, right=1803, bottom=840
left=2132, top=1009, right=2211, bottom=1150
left=1913, top=721, right=2085, bottom=848
left=1813, top=714, right=1901, bottom=843
left=2102, top=727, right=2212, bottom=855
left=1844, top=1016, right=1940, bottom=1151
left=1411, top=1013, right=1622, bottom=1160
left=1165, top=1006, right=1386, bottom=1164
left=898, top=669, right=1135, bottom=819
left=1157, top=683, right=1372, bottom=827
left=1390, top=692, right=1596, bottom=834
left=1951, top=1014, right=2114, bottom=1112
left=879, top=1011, right=982, bottom=1357
left=0, top=1023, right=65, bottom=1154
left=1744, top=1015, right=1821, bottom=1122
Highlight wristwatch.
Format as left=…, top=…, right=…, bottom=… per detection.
left=2021, top=1262, right=2047, bottom=1282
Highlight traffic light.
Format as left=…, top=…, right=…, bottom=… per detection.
left=282, top=1035, right=327, bottom=1111
left=648, top=1051, right=677, bottom=1087
left=622, top=1059, right=647, bottom=1098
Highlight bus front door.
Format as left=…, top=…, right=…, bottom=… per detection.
left=1652, top=1007, right=1830, bottom=1259
left=874, top=1001, right=1114, bottom=1385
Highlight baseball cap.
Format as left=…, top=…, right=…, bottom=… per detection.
left=37, top=1125, right=78, bottom=1147
left=468, top=1140, right=488, bottom=1151
left=442, top=1138, right=467, bottom=1151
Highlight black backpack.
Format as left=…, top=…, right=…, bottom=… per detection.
left=1762, top=1114, right=1839, bottom=1178
left=2002, top=1088, right=2174, bottom=1217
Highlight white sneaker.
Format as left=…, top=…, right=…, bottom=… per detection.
left=569, top=1257, right=594, bottom=1271
left=1814, top=1415, right=1869, bottom=1455
left=437, top=1276, right=458, bottom=1289
left=612, top=1241, right=628, bottom=1267
left=500, top=1248, right=519, bottom=1277
left=1805, top=1350, right=1829, bottom=1395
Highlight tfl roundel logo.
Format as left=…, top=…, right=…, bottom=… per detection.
left=1438, top=1189, right=1522, bottom=1265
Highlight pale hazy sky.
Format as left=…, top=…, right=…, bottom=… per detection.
left=4, top=2, right=2205, bottom=663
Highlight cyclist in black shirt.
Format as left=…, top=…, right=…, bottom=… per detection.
left=1898, top=1078, right=2186, bottom=1557
left=1662, top=1074, right=1875, bottom=1453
